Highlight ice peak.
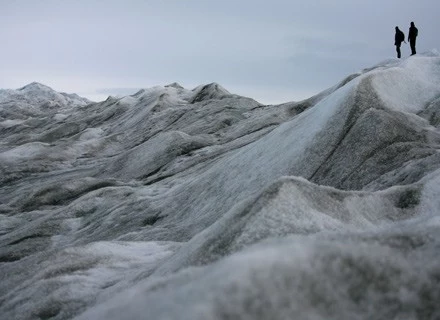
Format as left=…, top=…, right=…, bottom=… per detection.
left=165, top=82, right=184, bottom=89
left=190, top=82, right=231, bottom=103
left=19, top=82, right=54, bottom=92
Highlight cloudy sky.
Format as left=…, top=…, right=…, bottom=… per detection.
left=1, top=0, right=439, bottom=104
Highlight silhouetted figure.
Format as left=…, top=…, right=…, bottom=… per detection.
left=394, top=26, right=405, bottom=58
left=408, top=22, right=418, bottom=55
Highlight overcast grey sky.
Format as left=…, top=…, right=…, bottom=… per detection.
left=1, top=0, right=439, bottom=104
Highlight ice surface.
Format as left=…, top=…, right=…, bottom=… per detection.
left=0, top=241, right=179, bottom=319
left=1, top=53, right=440, bottom=320
left=0, top=119, right=26, bottom=128
left=372, top=56, right=440, bottom=113
left=0, top=142, right=51, bottom=162
left=76, top=233, right=440, bottom=320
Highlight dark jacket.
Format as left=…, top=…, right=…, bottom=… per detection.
left=395, top=29, right=405, bottom=45
left=409, top=25, right=418, bottom=41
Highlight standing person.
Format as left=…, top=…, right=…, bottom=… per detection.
left=408, top=22, right=418, bottom=55
left=394, top=26, right=405, bottom=58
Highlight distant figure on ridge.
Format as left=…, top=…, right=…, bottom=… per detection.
left=408, top=21, right=418, bottom=55
left=394, top=26, right=405, bottom=58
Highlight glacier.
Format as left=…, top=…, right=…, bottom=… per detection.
left=1, top=53, right=440, bottom=320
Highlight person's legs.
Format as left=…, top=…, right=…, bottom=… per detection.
left=396, top=45, right=401, bottom=58
left=410, top=39, right=416, bottom=55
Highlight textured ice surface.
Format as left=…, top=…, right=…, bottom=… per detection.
left=1, top=53, right=440, bottom=320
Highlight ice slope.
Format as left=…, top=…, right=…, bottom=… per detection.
left=1, top=53, right=440, bottom=320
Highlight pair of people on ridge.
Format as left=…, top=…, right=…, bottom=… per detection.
left=395, top=22, right=418, bottom=58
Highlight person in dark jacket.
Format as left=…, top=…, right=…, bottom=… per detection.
left=408, top=22, right=418, bottom=55
left=394, top=26, right=405, bottom=58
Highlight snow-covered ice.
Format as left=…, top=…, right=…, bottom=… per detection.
left=1, top=53, right=440, bottom=320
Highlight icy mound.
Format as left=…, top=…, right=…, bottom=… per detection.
left=1, top=53, right=440, bottom=320
left=189, top=83, right=232, bottom=103
left=16, top=82, right=91, bottom=108
left=0, top=82, right=91, bottom=122
left=152, top=175, right=433, bottom=275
